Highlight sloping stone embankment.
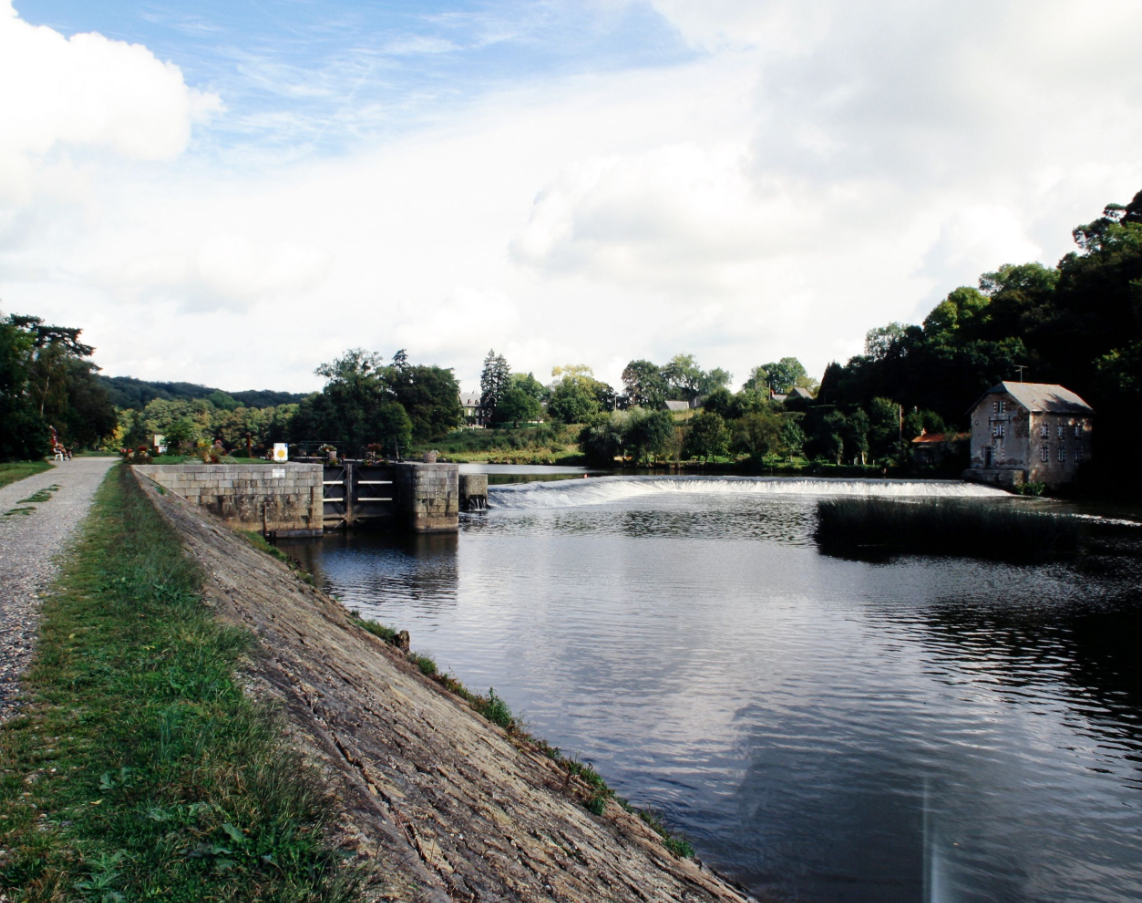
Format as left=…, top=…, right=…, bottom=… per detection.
left=136, top=471, right=755, bottom=903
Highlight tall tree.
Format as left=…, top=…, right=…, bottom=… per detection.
left=479, top=350, right=511, bottom=423
left=621, top=359, right=667, bottom=408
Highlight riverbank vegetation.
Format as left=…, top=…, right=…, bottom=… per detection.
left=0, top=465, right=362, bottom=901
left=815, top=497, right=1084, bottom=559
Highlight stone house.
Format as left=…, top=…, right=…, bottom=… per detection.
left=963, top=382, right=1094, bottom=488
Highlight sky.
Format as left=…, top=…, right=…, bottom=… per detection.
left=1, top=1, right=1141, bottom=395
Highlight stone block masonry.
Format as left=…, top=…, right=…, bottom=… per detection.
left=394, top=462, right=459, bottom=533
left=135, top=464, right=323, bottom=537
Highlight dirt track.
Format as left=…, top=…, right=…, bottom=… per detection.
left=136, top=471, right=755, bottom=903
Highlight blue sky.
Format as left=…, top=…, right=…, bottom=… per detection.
left=18, top=1, right=692, bottom=159
left=3, top=1, right=1142, bottom=392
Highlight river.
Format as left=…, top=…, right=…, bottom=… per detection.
left=281, top=474, right=1142, bottom=903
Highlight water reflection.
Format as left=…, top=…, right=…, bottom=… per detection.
left=297, top=483, right=1142, bottom=903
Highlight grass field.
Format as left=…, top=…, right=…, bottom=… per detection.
left=0, top=460, right=52, bottom=489
left=0, top=465, right=362, bottom=902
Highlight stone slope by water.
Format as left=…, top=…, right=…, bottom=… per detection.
left=136, top=471, right=752, bottom=903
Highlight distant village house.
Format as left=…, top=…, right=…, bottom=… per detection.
left=459, top=391, right=485, bottom=427
left=964, top=382, right=1093, bottom=488
left=911, top=430, right=968, bottom=466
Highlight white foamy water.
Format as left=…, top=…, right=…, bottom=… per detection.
left=488, top=475, right=1009, bottom=510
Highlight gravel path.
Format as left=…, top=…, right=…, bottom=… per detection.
left=0, top=457, right=118, bottom=722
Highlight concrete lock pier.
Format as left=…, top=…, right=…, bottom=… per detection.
left=138, top=461, right=473, bottom=536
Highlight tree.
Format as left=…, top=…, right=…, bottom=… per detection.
left=758, top=358, right=808, bottom=395
left=701, top=387, right=735, bottom=419
left=0, top=312, right=115, bottom=458
left=390, top=364, right=464, bottom=441
left=292, top=348, right=411, bottom=455
left=494, top=387, right=541, bottom=425
left=579, top=412, right=626, bottom=466
left=479, top=350, right=511, bottom=423
left=697, top=367, right=733, bottom=397
left=683, top=411, right=728, bottom=462
left=780, top=418, right=806, bottom=462
left=662, top=353, right=704, bottom=402
left=509, top=372, right=547, bottom=403
left=623, top=408, right=675, bottom=465
left=742, top=366, right=769, bottom=393
left=731, top=408, right=783, bottom=461
left=547, top=378, right=599, bottom=424
left=621, top=359, right=667, bottom=408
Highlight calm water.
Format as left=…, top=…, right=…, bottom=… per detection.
left=282, top=476, right=1142, bottom=903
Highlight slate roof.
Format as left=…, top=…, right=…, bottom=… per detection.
left=459, top=392, right=481, bottom=408
left=969, top=382, right=1094, bottom=416
left=787, top=386, right=814, bottom=400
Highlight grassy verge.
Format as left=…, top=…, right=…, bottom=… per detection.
left=0, top=460, right=52, bottom=489
left=815, top=497, right=1084, bottom=559
left=0, top=465, right=362, bottom=902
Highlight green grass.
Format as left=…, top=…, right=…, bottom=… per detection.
left=815, top=497, right=1084, bottom=559
left=0, top=460, right=52, bottom=489
left=18, top=484, right=59, bottom=504
left=0, top=464, right=364, bottom=902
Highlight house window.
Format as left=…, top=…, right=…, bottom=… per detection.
left=993, top=422, right=1005, bottom=439
left=1058, top=445, right=1066, bottom=463
left=1074, top=424, right=1082, bottom=438
left=1040, top=444, right=1049, bottom=462
left=998, top=399, right=1006, bottom=413
left=1057, top=423, right=1064, bottom=439
left=1040, top=423, right=1049, bottom=438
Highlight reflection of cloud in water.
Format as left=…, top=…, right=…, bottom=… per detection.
left=296, top=489, right=1142, bottom=903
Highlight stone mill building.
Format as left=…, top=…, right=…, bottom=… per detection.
left=964, top=381, right=1094, bottom=488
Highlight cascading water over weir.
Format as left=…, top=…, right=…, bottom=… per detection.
left=486, top=476, right=1009, bottom=510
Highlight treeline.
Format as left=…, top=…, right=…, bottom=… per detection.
left=477, top=349, right=817, bottom=427
left=0, top=313, right=117, bottom=460
left=98, top=375, right=304, bottom=411
left=818, top=189, right=1142, bottom=482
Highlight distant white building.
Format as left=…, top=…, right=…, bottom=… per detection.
left=459, top=391, right=484, bottom=426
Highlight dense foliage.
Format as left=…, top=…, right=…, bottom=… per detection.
left=98, top=375, right=304, bottom=411
left=818, top=189, right=1142, bottom=481
left=0, top=313, right=117, bottom=460
left=289, top=348, right=462, bottom=455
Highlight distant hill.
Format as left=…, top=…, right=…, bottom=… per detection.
left=98, top=375, right=307, bottom=411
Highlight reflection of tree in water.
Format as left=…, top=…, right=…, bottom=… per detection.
left=916, top=585, right=1142, bottom=753
left=282, top=530, right=460, bottom=610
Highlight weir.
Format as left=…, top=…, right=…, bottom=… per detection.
left=488, top=475, right=1010, bottom=510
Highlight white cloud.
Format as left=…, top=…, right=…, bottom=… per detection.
left=0, top=0, right=221, bottom=202
left=2, top=1, right=1142, bottom=397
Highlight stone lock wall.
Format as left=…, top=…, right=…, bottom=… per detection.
left=394, top=462, right=459, bottom=533
left=135, top=464, right=324, bottom=537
